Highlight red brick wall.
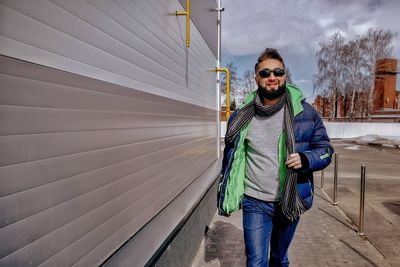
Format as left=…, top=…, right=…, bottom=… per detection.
left=373, top=58, right=398, bottom=111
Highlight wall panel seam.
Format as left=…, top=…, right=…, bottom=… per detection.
left=0, top=4, right=191, bottom=92
left=39, top=152, right=215, bottom=266
left=0, top=103, right=217, bottom=119
left=0, top=149, right=215, bottom=262
left=0, top=130, right=215, bottom=166
left=0, top=136, right=215, bottom=197
left=0, top=71, right=215, bottom=114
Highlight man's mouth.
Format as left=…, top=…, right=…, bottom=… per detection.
left=266, top=83, right=279, bottom=88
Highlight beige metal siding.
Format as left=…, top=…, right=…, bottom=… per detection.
left=0, top=0, right=218, bottom=266
left=0, top=0, right=216, bottom=108
left=178, top=0, right=218, bottom=57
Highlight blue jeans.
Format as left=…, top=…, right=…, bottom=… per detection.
left=242, top=195, right=300, bottom=267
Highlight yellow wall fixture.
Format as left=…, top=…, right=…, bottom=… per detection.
left=214, top=68, right=231, bottom=119
left=176, top=0, right=190, bottom=48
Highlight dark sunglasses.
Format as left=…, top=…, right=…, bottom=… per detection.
left=258, top=68, right=285, bottom=78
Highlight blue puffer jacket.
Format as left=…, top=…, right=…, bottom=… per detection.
left=218, top=85, right=334, bottom=216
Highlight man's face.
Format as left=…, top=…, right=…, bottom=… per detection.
left=255, top=59, right=286, bottom=91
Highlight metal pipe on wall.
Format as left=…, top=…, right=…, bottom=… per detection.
left=176, top=0, right=190, bottom=47
left=216, top=0, right=222, bottom=159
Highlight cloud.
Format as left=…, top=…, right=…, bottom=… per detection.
left=294, top=79, right=310, bottom=85
left=222, top=0, right=400, bottom=56
left=221, top=0, right=400, bottom=98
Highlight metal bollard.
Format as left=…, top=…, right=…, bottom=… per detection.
left=358, top=165, right=366, bottom=236
left=320, top=169, right=324, bottom=189
left=333, top=153, right=338, bottom=205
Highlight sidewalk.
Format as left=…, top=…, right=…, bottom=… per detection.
left=192, top=186, right=391, bottom=267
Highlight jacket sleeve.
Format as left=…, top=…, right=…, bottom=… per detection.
left=220, top=110, right=238, bottom=175
left=300, top=108, right=334, bottom=172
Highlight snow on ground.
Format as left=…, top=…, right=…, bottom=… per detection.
left=344, top=134, right=400, bottom=149
left=343, top=145, right=362, bottom=151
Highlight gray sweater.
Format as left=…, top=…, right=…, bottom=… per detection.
left=244, top=109, right=284, bottom=201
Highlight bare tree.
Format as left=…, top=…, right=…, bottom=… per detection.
left=314, top=31, right=347, bottom=118
left=342, top=38, right=369, bottom=117
left=362, top=28, right=394, bottom=115
left=285, top=67, right=294, bottom=85
left=314, top=28, right=395, bottom=118
left=221, top=62, right=239, bottom=94
left=242, top=70, right=255, bottom=96
left=221, top=62, right=241, bottom=108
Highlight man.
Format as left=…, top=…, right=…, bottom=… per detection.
left=217, top=48, right=333, bottom=266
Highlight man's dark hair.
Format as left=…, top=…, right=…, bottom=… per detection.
left=255, top=48, right=285, bottom=73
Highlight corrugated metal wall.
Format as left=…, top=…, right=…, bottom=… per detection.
left=0, top=0, right=217, bottom=108
left=0, top=0, right=218, bottom=266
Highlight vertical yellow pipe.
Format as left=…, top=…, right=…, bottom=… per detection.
left=215, top=68, right=231, bottom=119
left=176, top=0, right=190, bottom=48
left=225, top=69, right=230, bottom=118
left=186, top=0, right=190, bottom=48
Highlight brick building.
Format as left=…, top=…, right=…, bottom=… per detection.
left=312, top=94, right=344, bottom=118
left=313, top=58, right=400, bottom=122
left=371, top=58, right=400, bottom=122
left=372, top=58, right=399, bottom=111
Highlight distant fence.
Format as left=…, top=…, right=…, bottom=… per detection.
left=221, top=122, right=227, bottom=138
left=324, top=122, right=400, bottom=138
left=221, top=122, right=400, bottom=139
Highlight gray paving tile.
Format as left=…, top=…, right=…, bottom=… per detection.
left=192, top=187, right=391, bottom=267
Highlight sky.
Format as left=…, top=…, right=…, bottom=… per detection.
left=221, top=0, right=400, bottom=102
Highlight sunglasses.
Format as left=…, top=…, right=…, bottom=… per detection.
left=258, top=68, right=285, bottom=78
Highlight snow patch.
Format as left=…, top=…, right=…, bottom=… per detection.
left=345, top=134, right=400, bottom=149
left=344, top=145, right=361, bottom=150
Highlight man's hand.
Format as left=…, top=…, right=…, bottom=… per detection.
left=285, top=153, right=302, bottom=169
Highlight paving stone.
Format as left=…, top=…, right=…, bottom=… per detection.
left=191, top=139, right=400, bottom=267
left=192, top=187, right=391, bottom=267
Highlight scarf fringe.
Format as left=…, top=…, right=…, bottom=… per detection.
left=280, top=170, right=309, bottom=221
